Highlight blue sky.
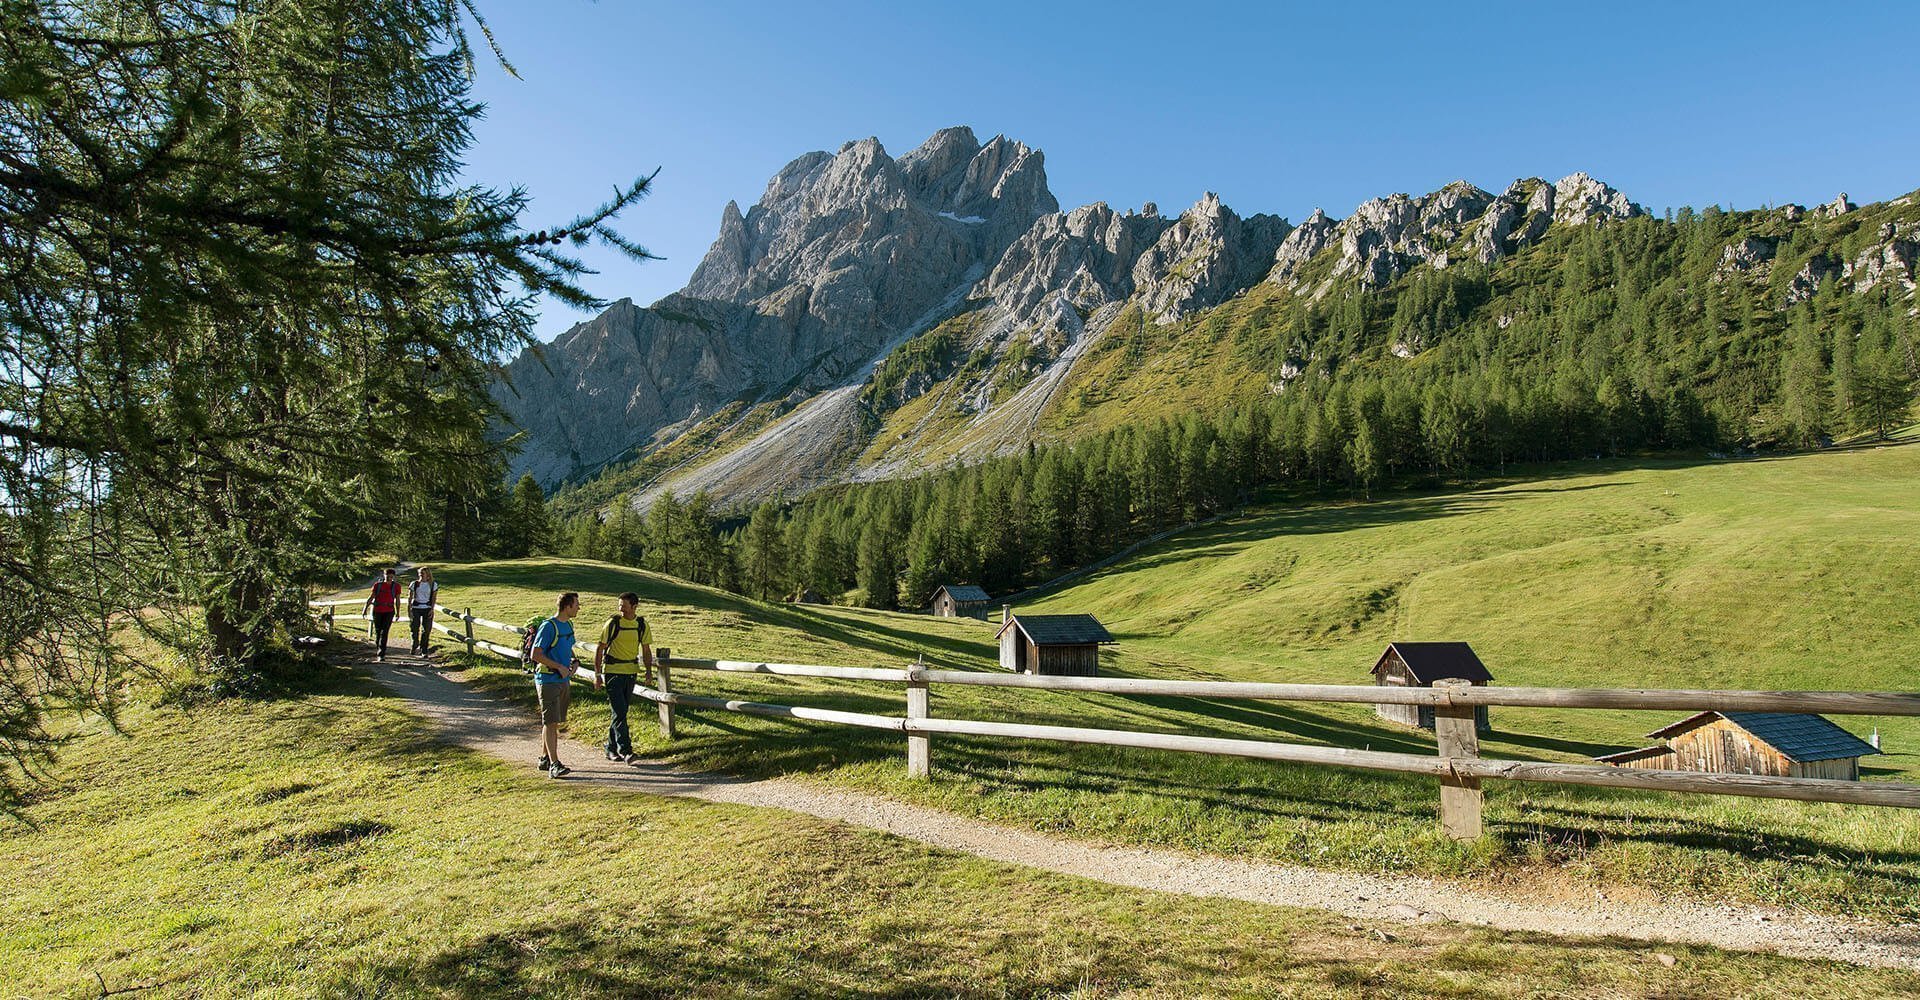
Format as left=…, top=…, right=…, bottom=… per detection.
left=460, top=1, right=1920, bottom=341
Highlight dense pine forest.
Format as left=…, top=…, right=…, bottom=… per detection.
left=532, top=198, right=1920, bottom=609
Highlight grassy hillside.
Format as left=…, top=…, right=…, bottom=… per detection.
left=1018, top=432, right=1920, bottom=762
left=21, top=674, right=1911, bottom=996
left=327, top=437, right=1920, bottom=919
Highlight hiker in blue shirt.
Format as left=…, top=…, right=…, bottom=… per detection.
left=529, top=591, right=581, bottom=778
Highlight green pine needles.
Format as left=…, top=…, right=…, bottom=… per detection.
left=0, top=0, right=652, bottom=807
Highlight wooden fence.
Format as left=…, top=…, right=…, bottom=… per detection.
left=309, top=598, right=1920, bottom=840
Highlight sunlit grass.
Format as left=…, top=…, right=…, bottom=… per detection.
left=15, top=675, right=1913, bottom=995
left=322, top=438, right=1920, bottom=918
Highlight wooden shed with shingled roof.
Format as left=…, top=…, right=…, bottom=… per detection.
left=997, top=612, right=1114, bottom=676
left=931, top=584, right=993, bottom=619
left=1596, top=711, right=1879, bottom=780
left=1371, top=641, right=1492, bottom=732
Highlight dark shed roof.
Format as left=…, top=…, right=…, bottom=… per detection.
left=1648, top=711, right=1879, bottom=763
left=1371, top=642, right=1492, bottom=684
left=936, top=584, right=992, bottom=603
left=999, top=614, right=1115, bottom=646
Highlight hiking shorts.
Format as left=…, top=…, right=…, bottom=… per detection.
left=536, top=679, right=571, bottom=725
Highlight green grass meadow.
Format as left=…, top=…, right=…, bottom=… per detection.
left=366, top=436, right=1920, bottom=920
left=8, top=670, right=1919, bottom=997
left=11, top=438, right=1920, bottom=994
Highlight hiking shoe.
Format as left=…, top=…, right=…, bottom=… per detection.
left=549, top=763, right=571, bottom=778
left=537, top=755, right=550, bottom=771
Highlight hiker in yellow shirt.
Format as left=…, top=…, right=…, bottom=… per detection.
left=592, top=591, right=654, bottom=763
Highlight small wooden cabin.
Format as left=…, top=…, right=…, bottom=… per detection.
left=790, top=587, right=825, bottom=605
left=1596, top=711, right=1879, bottom=780
left=997, top=613, right=1114, bottom=676
left=1370, top=642, right=1492, bottom=733
left=931, top=584, right=993, bottom=619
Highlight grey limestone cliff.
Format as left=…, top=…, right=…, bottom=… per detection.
left=497, top=126, right=1057, bottom=487
left=1131, top=193, right=1289, bottom=323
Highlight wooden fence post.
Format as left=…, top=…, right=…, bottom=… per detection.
left=655, top=647, right=676, bottom=739
left=907, top=655, right=930, bottom=779
left=463, top=608, right=475, bottom=655
left=1433, top=678, right=1483, bottom=840
left=322, top=606, right=334, bottom=633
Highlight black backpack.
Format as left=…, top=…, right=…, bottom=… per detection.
left=603, top=615, right=647, bottom=654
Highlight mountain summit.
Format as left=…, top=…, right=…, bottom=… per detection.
left=505, top=127, right=1910, bottom=511
left=495, top=127, right=1055, bottom=487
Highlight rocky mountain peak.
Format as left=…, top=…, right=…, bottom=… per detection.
left=1268, top=208, right=1337, bottom=286
left=1550, top=171, right=1643, bottom=226
left=1322, top=183, right=1498, bottom=288
left=508, top=126, right=1061, bottom=487
left=1269, top=173, right=1647, bottom=289
left=684, top=127, right=1054, bottom=312
left=1814, top=192, right=1856, bottom=219
left=979, top=200, right=1174, bottom=337
left=1132, top=193, right=1289, bottom=323
left=899, top=125, right=981, bottom=194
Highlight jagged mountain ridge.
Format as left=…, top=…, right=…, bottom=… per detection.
left=498, top=126, right=1918, bottom=511
left=494, top=126, right=1055, bottom=487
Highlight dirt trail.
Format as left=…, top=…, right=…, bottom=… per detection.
left=364, top=647, right=1920, bottom=971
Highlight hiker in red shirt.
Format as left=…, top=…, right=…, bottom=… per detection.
left=362, top=568, right=402, bottom=661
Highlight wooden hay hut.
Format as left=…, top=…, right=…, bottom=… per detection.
left=1370, top=642, right=1492, bottom=732
left=789, top=587, right=825, bottom=605
left=997, top=612, right=1114, bottom=676
left=1596, top=711, right=1879, bottom=780
left=931, top=584, right=993, bottom=619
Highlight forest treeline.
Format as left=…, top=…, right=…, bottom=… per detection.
left=538, top=215, right=1918, bottom=609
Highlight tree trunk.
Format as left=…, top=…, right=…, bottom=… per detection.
left=204, top=570, right=267, bottom=668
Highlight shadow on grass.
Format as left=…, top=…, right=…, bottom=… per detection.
left=332, top=913, right=1188, bottom=998
left=1484, top=728, right=1622, bottom=759
left=432, top=560, right=746, bottom=615
left=1494, top=809, right=1920, bottom=876
left=757, top=605, right=995, bottom=668
left=931, top=742, right=1436, bottom=824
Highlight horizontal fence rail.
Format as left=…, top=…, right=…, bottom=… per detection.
left=309, top=597, right=1920, bottom=839
left=918, top=670, right=1920, bottom=716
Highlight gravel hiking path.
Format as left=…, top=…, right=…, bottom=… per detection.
left=362, top=647, right=1920, bottom=971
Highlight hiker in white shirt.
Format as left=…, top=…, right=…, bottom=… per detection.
left=407, top=567, right=438, bottom=656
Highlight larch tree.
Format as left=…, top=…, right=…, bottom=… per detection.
left=0, top=0, right=652, bottom=804
left=1777, top=310, right=1832, bottom=447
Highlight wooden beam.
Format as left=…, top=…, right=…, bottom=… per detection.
left=920, top=671, right=1443, bottom=704
left=471, top=638, right=520, bottom=660
left=918, top=670, right=1920, bottom=716
left=460, top=613, right=525, bottom=636
left=655, top=651, right=676, bottom=739
left=903, top=717, right=1920, bottom=809
left=648, top=691, right=904, bottom=732
left=1451, top=686, right=1920, bottom=716
left=677, top=659, right=913, bottom=682
left=907, top=717, right=1451, bottom=776
left=906, top=658, right=930, bottom=779
left=1433, top=680, right=1483, bottom=840
left=1460, top=759, right=1920, bottom=808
